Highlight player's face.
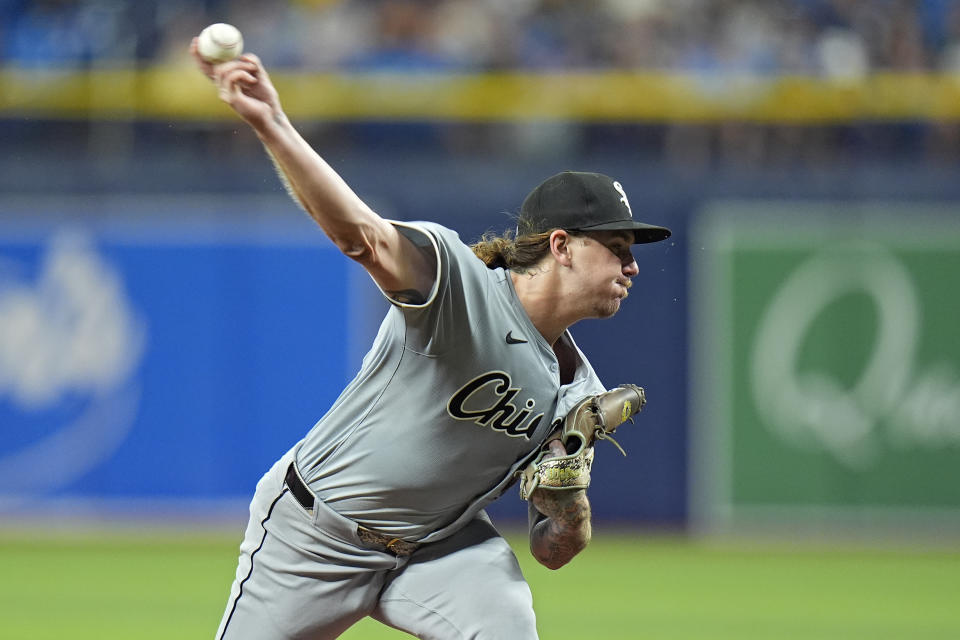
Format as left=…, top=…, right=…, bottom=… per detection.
left=576, top=231, right=639, bottom=318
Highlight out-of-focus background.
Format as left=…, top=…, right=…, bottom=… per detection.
left=2, top=1, right=959, bottom=638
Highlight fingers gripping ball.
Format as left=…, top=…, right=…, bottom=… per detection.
left=197, top=23, right=244, bottom=64
left=519, top=384, right=646, bottom=500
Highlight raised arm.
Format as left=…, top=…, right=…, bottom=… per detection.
left=527, top=439, right=592, bottom=569
left=190, top=40, right=435, bottom=304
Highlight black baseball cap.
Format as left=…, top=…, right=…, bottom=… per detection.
left=519, top=171, right=671, bottom=244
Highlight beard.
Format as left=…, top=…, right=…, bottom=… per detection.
left=594, top=298, right=622, bottom=318
left=585, top=277, right=632, bottom=318
left=594, top=279, right=631, bottom=318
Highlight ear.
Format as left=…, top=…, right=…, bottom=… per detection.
left=549, top=230, right=574, bottom=267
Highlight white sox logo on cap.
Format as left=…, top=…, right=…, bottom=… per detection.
left=612, top=181, right=632, bottom=217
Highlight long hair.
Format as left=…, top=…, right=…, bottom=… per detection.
left=470, top=211, right=584, bottom=271
left=470, top=228, right=554, bottom=272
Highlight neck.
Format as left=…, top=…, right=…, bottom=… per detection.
left=510, top=268, right=576, bottom=346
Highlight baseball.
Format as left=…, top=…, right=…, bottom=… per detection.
left=197, top=23, right=244, bottom=64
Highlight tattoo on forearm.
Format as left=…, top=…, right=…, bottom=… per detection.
left=387, top=288, right=427, bottom=305
left=530, top=490, right=591, bottom=568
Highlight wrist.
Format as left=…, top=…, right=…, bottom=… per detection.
left=253, top=108, right=289, bottom=141
left=531, top=487, right=589, bottom=521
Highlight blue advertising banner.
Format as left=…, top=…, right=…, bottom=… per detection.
left=0, top=198, right=365, bottom=514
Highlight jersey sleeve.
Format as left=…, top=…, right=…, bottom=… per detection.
left=379, top=220, right=496, bottom=356
left=386, top=220, right=443, bottom=309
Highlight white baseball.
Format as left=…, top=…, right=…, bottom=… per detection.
left=197, top=23, right=244, bottom=64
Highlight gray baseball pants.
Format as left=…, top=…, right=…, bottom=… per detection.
left=215, top=447, right=539, bottom=639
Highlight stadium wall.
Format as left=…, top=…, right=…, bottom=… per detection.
left=1, top=123, right=958, bottom=534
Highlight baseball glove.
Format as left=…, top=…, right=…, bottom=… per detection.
left=518, top=384, right=646, bottom=500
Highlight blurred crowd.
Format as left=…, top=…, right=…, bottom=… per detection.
left=3, top=0, right=960, bottom=76
left=5, top=0, right=960, bottom=172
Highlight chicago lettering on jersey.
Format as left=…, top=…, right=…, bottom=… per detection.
left=447, top=371, right=548, bottom=438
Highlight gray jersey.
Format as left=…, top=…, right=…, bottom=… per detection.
left=296, top=221, right=605, bottom=542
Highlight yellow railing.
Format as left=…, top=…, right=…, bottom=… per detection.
left=4, top=66, right=960, bottom=122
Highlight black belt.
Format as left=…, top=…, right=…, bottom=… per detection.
left=283, top=462, right=420, bottom=557
left=284, top=462, right=315, bottom=510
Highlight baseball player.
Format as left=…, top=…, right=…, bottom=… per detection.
left=192, top=41, right=671, bottom=640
